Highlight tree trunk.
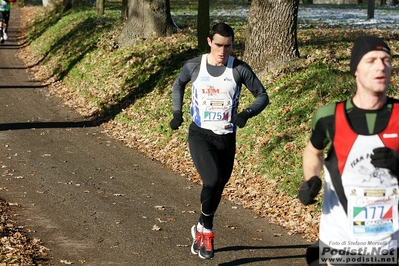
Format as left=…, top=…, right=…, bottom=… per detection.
left=96, top=0, right=104, bottom=16
left=118, top=0, right=175, bottom=47
left=367, top=0, right=375, bottom=19
left=243, top=0, right=300, bottom=74
left=197, top=0, right=210, bottom=52
left=63, top=0, right=74, bottom=10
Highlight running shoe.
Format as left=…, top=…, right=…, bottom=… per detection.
left=199, top=230, right=215, bottom=259
left=3, top=29, right=7, bottom=40
left=190, top=225, right=202, bottom=255
left=0, top=37, right=3, bottom=44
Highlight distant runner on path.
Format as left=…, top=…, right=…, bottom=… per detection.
left=0, top=0, right=11, bottom=43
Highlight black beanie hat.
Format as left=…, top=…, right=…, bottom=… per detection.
left=350, top=36, right=391, bottom=76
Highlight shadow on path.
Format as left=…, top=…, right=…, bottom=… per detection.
left=216, top=244, right=308, bottom=265
left=0, top=85, right=48, bottom=89
left=0, top=121, right=100, bottom=131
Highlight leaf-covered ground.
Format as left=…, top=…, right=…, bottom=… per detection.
left=0, top=198, right=50, bottom=265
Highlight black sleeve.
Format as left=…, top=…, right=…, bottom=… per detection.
left=233, top=59, right=269, bottom=116
left=171, top=57, right=201, bottom=112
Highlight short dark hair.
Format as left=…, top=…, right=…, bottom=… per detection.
left=209, top=23, right=234, bottom=41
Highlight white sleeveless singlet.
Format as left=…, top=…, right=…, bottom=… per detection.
left=190, top=54, right=240, bottom=135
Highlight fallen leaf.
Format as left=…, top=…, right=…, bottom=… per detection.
left=60, top=260, right=74, bottom=264
left=152, top=224, right=161, bottom=231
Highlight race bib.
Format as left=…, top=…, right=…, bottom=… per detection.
left=348, top=187, right=399, bottom=238
left=201, top=99, right=232, bottom=122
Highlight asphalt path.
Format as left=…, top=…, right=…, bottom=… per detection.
left=0, top=8, right=310, bottom=266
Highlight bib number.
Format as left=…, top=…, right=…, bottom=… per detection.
left=348, top=187, right=399, bottom=238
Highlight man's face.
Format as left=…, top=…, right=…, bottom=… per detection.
left=355, top=50, right=392, bottom=95
left=207, top=34, right=233, bottom=66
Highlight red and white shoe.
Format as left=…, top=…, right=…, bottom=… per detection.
left=198, top=230, right=215, bottom=259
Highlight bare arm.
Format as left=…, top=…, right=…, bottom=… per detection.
left=299, top=141, right=324, bottom=205
left=303, top=141, right=324, bottom=181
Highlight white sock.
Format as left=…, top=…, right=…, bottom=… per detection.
left=203, top=227, right=214, bottom=233
left=196, top=222, right=204, bottom=232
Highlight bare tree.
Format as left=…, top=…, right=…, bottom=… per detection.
left=243, top=0, right=300, bottom=74
left=197, top=0, right=210, bottom=51
left=367, top=0, right=375, bottom=19
left=96, top=0, right=104, bottom=16
left=118, top=0, right=175, bottom=47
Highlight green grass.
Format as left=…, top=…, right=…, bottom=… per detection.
left=24, top=1, right=399, bottom=201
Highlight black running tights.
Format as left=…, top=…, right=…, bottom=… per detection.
left=188, top=122, right=236, bottom=229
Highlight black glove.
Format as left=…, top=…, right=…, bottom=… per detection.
left=232, top=109, right=253, bottom=128
left=370, top=147, right=399, bottom=177
left=298, top=176, right=322, bottom=205
left=169, top=110, right=183, bottom=130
